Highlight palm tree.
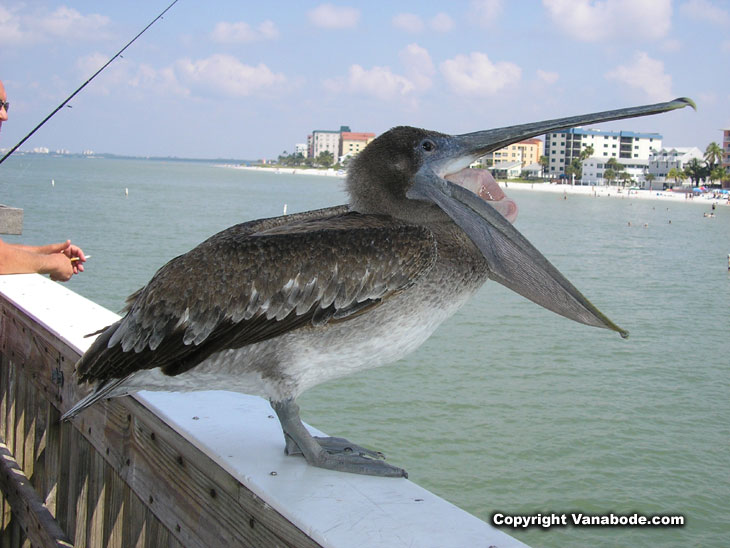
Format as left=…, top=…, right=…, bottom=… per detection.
left=645, top=172, right=656, bottom=190
left=605, top=157, right=623, bottom=185
left=722, top=171, right=730, bottom=190
left=684, top=158, right=707, bottom=187
left=667, top=167, right=683, bottom=187
left=315, top=151, right=335, bottom=168
left=604, top=168, right=616, bottom=186
left=565, top=158, right=582, bottom=183
left=618, top=172, right=632, bottom=187
left=539, top=155, right=549, bottom=179
left=710, top=165, right=726, bottom=187
left=579, top=144, right=595, bottom=162
left=704, top=142, right=724, bottom=169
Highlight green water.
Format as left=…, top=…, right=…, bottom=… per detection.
left=2, top=156, right=728, bottom=547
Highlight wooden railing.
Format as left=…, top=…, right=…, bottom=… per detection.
left=0, top=274, right=527, bottom=548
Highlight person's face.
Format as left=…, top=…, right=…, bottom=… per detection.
left=0, top=83, right=8, bottom=122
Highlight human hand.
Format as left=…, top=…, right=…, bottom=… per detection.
left=44, top=253, right=75, bottom=282
left=40, top=240, right=87, bottom=279
left=61, top=241, right=87, bottom=274
left=45, top=240, right=87, bottom=274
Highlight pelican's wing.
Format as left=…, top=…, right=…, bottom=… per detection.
left=75, top=209, right=436, bottom=384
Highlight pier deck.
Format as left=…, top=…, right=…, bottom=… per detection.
left=0, top=273, right=527, bottom=547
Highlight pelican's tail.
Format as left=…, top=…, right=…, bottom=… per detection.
left=61, top=377, right=128, bottom=421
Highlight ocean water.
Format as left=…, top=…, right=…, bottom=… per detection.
left=1, top=156, right=728, bottom=547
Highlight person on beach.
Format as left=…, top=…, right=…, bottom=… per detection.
left=0, top=79, right=87, bottom=281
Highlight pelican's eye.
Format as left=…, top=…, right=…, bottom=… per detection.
left=420, top=139, right=435, bottom=152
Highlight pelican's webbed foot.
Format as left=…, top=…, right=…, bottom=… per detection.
left=271, top=398, right=407, bottom=478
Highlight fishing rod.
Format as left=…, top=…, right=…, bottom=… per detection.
left=0, top=0, right=180, bottom=165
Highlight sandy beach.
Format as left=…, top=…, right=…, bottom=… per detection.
left=227, top=164, right=729, bottom=208
left=500, top=180, right=729, bottom=207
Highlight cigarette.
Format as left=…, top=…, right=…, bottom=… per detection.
left=70, top=255, right=91, bottom=262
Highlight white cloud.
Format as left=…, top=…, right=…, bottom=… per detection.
left=537, top=69, right=559, bottom=84
left=324, top=65, right=414, bottom=100
left=392, top=12, right=454, bottom=33
left=440, top=52, right=521, bottom=95
left=323, top=44, right=434, bottom=101
left=470, top=0, right=503, bottom=26
left=308, top=4, right=360, bottom=29
left=679, top=0, right=730, bottom=25
left=37, top=6, right=110, bottom=38
left=400, top=43, right=435, bottom=89
left=174, top=54, right=286, bottom=98
left=542, top=0, right=671, bottom=42
left=604, top=51, right=672, bottom=102
left=0, top=5, right=110, bottom=45
left=131, top=64, right=186, bottom=97
left=74, top=53, right=126, bottom=95
left=74, top=53, right=188, bottom=97
left=430, top=13, right=455, bottom=32
left=392, top=13, right=424, bottom=33
left=0, top=6, right=24, bottom=44
left=210, top=20, right=279, bottom=43
left=660, top=39, right=682, bottom=52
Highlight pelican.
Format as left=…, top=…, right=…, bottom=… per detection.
left=63, top=98, right=694, bottom=477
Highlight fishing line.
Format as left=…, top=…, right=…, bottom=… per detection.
left=0, top=0, right=180, bottom=166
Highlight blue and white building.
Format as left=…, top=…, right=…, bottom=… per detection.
left=544, top=127, right=662, bottom=179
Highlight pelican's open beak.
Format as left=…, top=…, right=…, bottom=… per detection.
left=406, top=97, right=696, bottom=337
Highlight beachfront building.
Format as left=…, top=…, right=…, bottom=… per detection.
left=647, top=147, right=703, bottom=187
left=581, top=157, right=651, bottom=187
left=294, top=143, right=307, bottom=157
left=521, top=162, right=544, bottom=178
left=490, top=161, right=524, bottom=179
left=723, top=129, right=730, bottom=174
left=340, top=132, right=375, bottom=163
left=545, top=128, right=661, bottom=179
left=309, top=126, right=351, bottom=160
left=482, top=138, right=544, bottom=167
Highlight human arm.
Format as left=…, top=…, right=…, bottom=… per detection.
left=0, top=239, right=85, bottom=281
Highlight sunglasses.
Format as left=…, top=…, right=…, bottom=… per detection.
left=0, top=101, right=8, bottom=112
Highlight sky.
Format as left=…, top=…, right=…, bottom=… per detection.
left=0, top=0, right=728, bottom=160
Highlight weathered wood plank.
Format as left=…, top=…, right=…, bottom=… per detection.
left=103, top=464, right=125, bottom=547
left=13, top=364, right=26, bottom=477
left=1, top=291, right=323, bottom=548
left=5, top=344, right=17, bottom=454
left=1, top=494, right=12, bottom=546
left=54, top=420, right=72, bottom=540
left=70, top=428, right=89, bottom=547
left=0, top=350, right=13, bottom=544
left=0, top=437, right=73, bottom=547
left=67, top=395, right=322, bottom=548
left=31, top=382, right=48, bottom=501
left=42, top=404, right=60, bottom=516
left=121, top=482, right=146, bottom=548
left=0, top=205, right=23, bottom=235
left=23, top=373, right=37, bottom=487
left=86, top=450, right=106, bottom=547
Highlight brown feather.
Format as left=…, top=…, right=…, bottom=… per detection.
left=76, top=207, right=436, bottom=384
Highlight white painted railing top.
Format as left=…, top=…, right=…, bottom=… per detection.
left=0, top=274, right=528, bottom=548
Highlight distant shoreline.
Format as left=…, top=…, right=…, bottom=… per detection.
left=222, top=164, right=729, bottom=208
left=224, top=164, right=345, bottom=178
